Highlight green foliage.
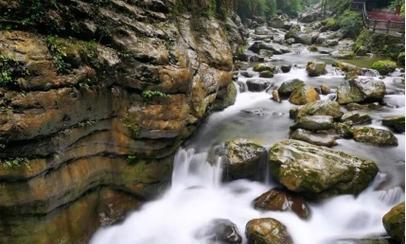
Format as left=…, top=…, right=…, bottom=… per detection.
left=321, top=18, right=339, bottom=31
left=127, top=155, right=138, bottom=164
left=0, top=157, right=30, bottom=168
left=46, top=36, right=71, bottom=74
left=322, top=0, right=352, bottom=15
left=0, top=54, right=29, bottom=87
left=371, top=60, right=397, bottom=75
left=142, top=90, right=169, bottom=102
left=123, top=114, right=140, bottom=137
left=337, top=10, right=363, bottom=38
left=235, top=0, right=277, bottom=19
left=276, top=0, right=303, bottom=16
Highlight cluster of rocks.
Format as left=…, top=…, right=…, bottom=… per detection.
left=204, top=137, right=404, bottom=243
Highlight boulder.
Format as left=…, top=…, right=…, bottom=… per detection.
left=341, top=112, right=372, bottom=125
left=268, top=16, right=285, bottom=29
left=320, top=84, right=331, bottom=94
left=213, top=139, right=267, bottom=181
left=245, top=218, right=293, bottom=244
left=299, top=11, right=320, bottom=23
left=246, top=79, right=271, bottom=92
left=290, top=129, right=337, bottom=147
left=240, top=71, right=254, bottom=78
left=295, top=100, right=343, bottom=120
left=281, top=64, right=292, bottom=73
left=382, top=116, right=405, bottom=133
left=334, top=122, right=354, bottom=139
left=249, top=42, right=290, bottom=55
left=306, top=61, right=326, bottom=77
left=371, top=60, right=397, bottom=75
left=196, top=219, right=242, bottom=244
left=352, top=127, right=398, bottom=146
left=268, top=140, right=378, bottom=196
left=383, top=202, right=405, bottom=244
left=278, top=79, right=305, bottom=97
left=337, top=81, right=365, bottom=105
left=254, top=188, right=310, bottom=219
left=253, top=63, right=276, bottom=73
left=351, top=78, right=386, bottom=102
left=293, top=115, right=334, bottom=131
left=289, top=85, right=320, bottom=105
left=259, top=70, right=274, bottom=78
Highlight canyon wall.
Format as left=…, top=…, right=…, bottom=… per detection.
left=0, top=0, right=244, bottom=243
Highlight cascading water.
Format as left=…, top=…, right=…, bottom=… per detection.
left=90, top=147, right=403, bottom=244
left=91, top=19, right=404, bottom=244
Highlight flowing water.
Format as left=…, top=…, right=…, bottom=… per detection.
left=91, top=24, right=405, bottom=244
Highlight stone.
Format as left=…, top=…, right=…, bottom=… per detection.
left=341, top=112, right=372, bottom=125
left=254, top=188, right=311, bottom=219
left=352, top=127, right=398, bottom=146
left=289, top=85, right=320, bottom=105
left=383, top=202, right=405, bottom=244
left=337, top=81, right=365, bottom=105
left=290, top=129, right=337, bottom=147
left=382, top=116, right=405, bottom=133
left=259, top=70, right=274, bottom=78
left=271, top=90, right=281, bottom=103
left=351, top=78, right=386, bottom=102
left=278, top=79, right=305, bottom=97
left=295, top=100, right=344, bottom=120
left=306, top=61, right=326, bottom=77
left=335, top=61, right=361, bottom=75
left=245, top=218, right=293, bottom=244
left=253, top=63, right=276, bottom=73
left=293, top=115, right=335, bottom=131
left=281, top=64, right=292, bottom=73
left=196, top=219, right=243, bottom=244
left=334, top=122, right=354, bottom=139
left=246, top=79, right=271, bottom=92
left=240, top=71, right=254, bottom=78
left=320, top=84, right=331, bottom=95
left=213, top=139, right=267, bottom=181
left=268, top=140, right=378, bottom=196
left=249, top=42, right=290, bottom=55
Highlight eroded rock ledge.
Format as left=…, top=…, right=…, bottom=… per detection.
left=0, top=0, right=244, bottom=243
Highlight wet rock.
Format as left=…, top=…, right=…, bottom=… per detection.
left=253, top=63, right=276, bottom=73
left=259, top=49, right=273, bottom=57
left=383, top=202, right=405, bottom=244
left=240, top=71, right=254, bottom=78
left=268, top=139, right=378, bottom=196
left=246, top=79, right=271, bottom=92
left=246, top=218, right=293, bottom=244
left=259, top=70, right=274, bottom=78
left=248, top=55, right=265, bottom=63
left=219, top=139, right=267, bottom=181
left=295, top=100, right=343, bottom=120
left=289, top=85, right=320, bottom=105
left=290, top=129, right=337, bottom=147
left=337, top=81, right=365, bottom=105
left=268, top=16, right=285, bottom=29
left=255, top=26, right=271, bottom=36
left=352, top=78, right=386, bottom=102
left=249, top=42, right=290, bottom=55
left=196, top=219, right=243, bottom=244
left=271, top=90, right=281, bottom=103
left=278, top=79, right=305, bottom=97
left=345, top=102, right=382, bottom=111
left=320, top=84, right=331, bottom=94
left=332, top=50, right=354, bottom=59
left=335, top=61, right=361, bottom=75
left=281, top=64, right=292, bottom=73
left=341, top=112, right=372, bottom=125
left=254, top=188, right=311, bottom=219
left=293, top=115, right=335, bottom=131
left=306, top=61, right=326, bottom=77
left=334, top=122, right=354, bottom=139
left=382, top=116, right=405, bottom=133
left=299, top=11, right=320, bottom=23
left=241, top=108, right=265, bottom=117
left=352, top=127, right=398, bottom=146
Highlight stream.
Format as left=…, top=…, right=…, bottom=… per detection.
left=90, top=20, right=405, bottom=244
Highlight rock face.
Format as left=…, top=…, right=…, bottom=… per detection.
left=246, top=218, right=293, bottom=244
left=268, top=140, right=379, bottom=197
left=254, top=188, right=311, bottom=219
left=352, top=127, right=398, bottom=146
left=0, top=0, right=244, bottom=243
left=196, top=219, right=243, bottom=244
left=383, top=202, right=405, bottom=244
left=212, top=139, right=267, bottom=181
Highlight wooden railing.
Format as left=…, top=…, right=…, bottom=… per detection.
left=351, top=1, right=405, bottom=36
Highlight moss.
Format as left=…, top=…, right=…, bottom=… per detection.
left=0, top=157, right=30, bottom=168
left=142, top=90, right=168, bottom=102
left=321, top=18, right=340, bottom=31
left=122, top=114, right=140, bottom=138
left=0, top=54, right=29, bottom=87
left=371, top=60, right=397, bottom=75
left=127, top=155, right=138, bottom=164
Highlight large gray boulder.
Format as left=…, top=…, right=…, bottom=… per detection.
left=352, top=127, right=398, bottom=146
left=268, top=140, right=378, bottom=197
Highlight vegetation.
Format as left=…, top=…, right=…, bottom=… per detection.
left=0, top=54, right=29, bottom=87
left=371, top=60, right=397, bottom=75
left=123, top=114, right=141, bottom=138
left=142, top=90, right=169, bottom=102
left=127, top=155, right=138, bottom=164
left=0, top=157, right=30, bottom=168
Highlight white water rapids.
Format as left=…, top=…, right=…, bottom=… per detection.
left=91, top=147, right=403, bottom=244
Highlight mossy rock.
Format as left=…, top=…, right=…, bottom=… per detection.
left=371, top=60, right=397, bottom=75
left=295, top=100, right=343, bottom=120
left=383, top=202, right=405, bottom=244
left=268, top=139, right=378, bottom=197
left=352, top=127, right=398, bottom=146
left=293, top=115, right=334, bottom=131
left=259, top=70, right=274, bottom=78
left=253, top=63, right=276, bottom=73
left=278, top=79, right=304, bottom=97
left=306, top=61, right=326, bottom=77
left=288, top=85, right=320, bottom=105
left=382, top=115, right=405, bottom=133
